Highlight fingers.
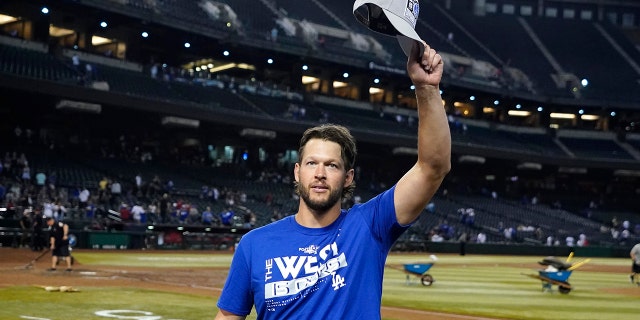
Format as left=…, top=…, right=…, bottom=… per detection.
left=410, top=40, right=421, bottom=62
left=419, top=41, right=440, bottom=73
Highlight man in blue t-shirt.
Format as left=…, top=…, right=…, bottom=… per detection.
left=215, top=38, right=450, bottom=320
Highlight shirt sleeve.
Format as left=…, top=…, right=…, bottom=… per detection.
left=356, top=185, right=409, bottom=250
left=216, top=236, right=254, bottom=316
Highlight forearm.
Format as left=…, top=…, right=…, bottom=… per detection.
left=394, top=86, right=451, bottom=225
left=214, top=309, right=246, bottom=320
left=415, top=85, right=451, bottom=179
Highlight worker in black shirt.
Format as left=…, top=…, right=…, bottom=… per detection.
left=46, top=217, right=72, bottom=272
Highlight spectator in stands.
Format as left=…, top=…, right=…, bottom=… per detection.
left=159, top=193, right=170, bottom=223
left=20, top=209, right=32, bottom=248
left=476, top=232, right=487, bottom=244
left=79, top=186, right=90, bottom=209
left=565, top=235, right=575, bottom=247
left=242, top=210, right=256, bottom=229
left=577, top=233, right=588, bottom=247
left=216, top=39, right=450, bottom=319
left=71, top=53, right=80, bottom=72
left=546, top=235, right=555, bottom=246
left=147, top=201, right=158, bottom=223
left=219, top=207, right=235, bottom=226
left=85, top=201, right=97, bottom=220
left=202, top=206, right=214, bottom=225
left=270, top=208, right=282, bottom=223
left=47, top=171, right=57, bottom=190
left=187, top=205, right=199, bottom=225
left=150, top=63, right=159, bottom=79
left=119, top=203, right=131, bottom=222
left=35, top=171, right=46, bottom=188
left=42, top=200, right=54, bottom=219
left=21, top=165, right=31, bottom=182
left=504, top=227, right=515, bottom=242
left=30, top=207, right=45, bottom=251
left=458, top=231, right=468, bottom=255
left=131, top=202, right=146, bottom=224
left=0, top=181, right=5, bottom=202
left=110, top=179, right=122, bottom=206
left=84, top=63, right=94, bottom=83
left=52, top=200, right=67, bottom=221
left=620, top=228, right=630, bottom=245
left=178, top=202, right=190, bottom=224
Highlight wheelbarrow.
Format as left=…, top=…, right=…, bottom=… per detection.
left=387, top=262, right=435, bottom=286
left=522, top=252, right=590, bottom=294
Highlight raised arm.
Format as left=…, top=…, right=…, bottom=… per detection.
left=214, top=309, right=246, bottom=320
left=394, top=42, right=451, bottom=226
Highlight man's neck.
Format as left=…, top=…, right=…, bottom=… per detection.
left=295, top=206, right=341, bottom=228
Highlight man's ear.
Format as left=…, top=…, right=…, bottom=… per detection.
left=344, top=169, right=354, bottom=187
left=294, top=163, right=300, bottom=182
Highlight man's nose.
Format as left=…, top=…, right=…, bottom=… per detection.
left=314, top=165, right=326, bottom=178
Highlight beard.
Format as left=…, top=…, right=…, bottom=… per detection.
left=298, top=183, right=343, bottom=213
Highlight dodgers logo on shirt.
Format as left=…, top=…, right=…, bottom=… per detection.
left=404, top=0, right=419, bottom=27
left=263, top=241, right=348, bottom=305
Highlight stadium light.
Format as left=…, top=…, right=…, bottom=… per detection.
left=0, top=14, right=17, bottom=24
left=508, top=110, right=531, bottom=117
left=92, top=36, right=111, bottom=46
left=550, top=112, right=576, bottom=119
left=333, top=81, right=348, bottom=88
left=369, top=87, right=382, bottom=94
left=141, top=31, right=149, bottom=38
left=184, top=42, right=191, bottom=48
left=100, top=21, right=107, bottom=28
left=581, top=114, right=599, bottom=121
left=302, top=76, right=318, bottom=84
left=41, top=7, right=49, bottom=14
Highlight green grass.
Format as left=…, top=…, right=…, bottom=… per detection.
left=0, top=252, right=637, bottom=320
left=382, top=254, right=637, bottom=320
left=71, top=251, right=234, bottom=268
left=0, top=286, right=217, bottom=320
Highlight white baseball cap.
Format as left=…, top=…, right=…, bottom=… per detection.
left=353, top=0, right=425, bottom=59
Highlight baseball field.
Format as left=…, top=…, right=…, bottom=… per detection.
left=0, top=247, right=637, bottom=320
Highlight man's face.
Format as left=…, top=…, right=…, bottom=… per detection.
left=295, top=139, right=353, bottom=213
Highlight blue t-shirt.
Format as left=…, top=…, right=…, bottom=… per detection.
left=216, top=186, right=409, bottom=319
